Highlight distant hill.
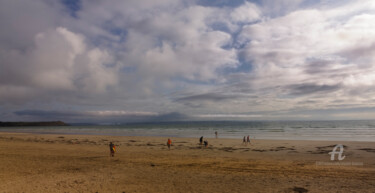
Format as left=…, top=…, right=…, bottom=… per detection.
left=0, top=121, right=69, bottom=127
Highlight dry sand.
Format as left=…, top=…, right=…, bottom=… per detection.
left=0, top=132, right=374, bottom=193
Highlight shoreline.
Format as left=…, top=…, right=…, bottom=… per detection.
left=1, top=131, right=374, bottom=142
left=1, top=132, right=374, bottom=192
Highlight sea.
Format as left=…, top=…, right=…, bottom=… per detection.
left=1, top=120, right=375, bottom=142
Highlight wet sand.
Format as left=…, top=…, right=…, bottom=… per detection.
left=0, top=132, right=374, bottom=192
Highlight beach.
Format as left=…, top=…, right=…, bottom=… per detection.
left=0, top=132, right=374, bottom=193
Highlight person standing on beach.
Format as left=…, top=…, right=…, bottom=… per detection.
left=247, top=135, right=250, bottom=144
left=109, top=142, right=115, bottom=157
left=167, top=138, right=172, bottom=150
left=200, top=136, right=203, bottom=145
left=243, top=136, right=246, bottom=145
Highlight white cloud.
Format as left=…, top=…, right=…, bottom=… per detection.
left=239, top=6, right=375, bottom=82
left=224, top=2, right=375, bottom=115
left=2, top=0, right=375, bottom=121
left=0, top=27, right=118, bottom=103
left=56, top=27, right=86, bottom=55
left=114, top=3, right=239, bottom=95
left=230, top=2, right=261, bottom=23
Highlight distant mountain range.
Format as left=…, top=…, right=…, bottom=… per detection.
left=0, top=121, right=69, bottom=127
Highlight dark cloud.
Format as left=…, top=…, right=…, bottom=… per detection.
left=304, top=59, right=334, bottom=74
left=148, top=112, right=190, bottom=122
left=297, top=100, right=318, bottom=105
left=286, top=106, right=375, bottom=116
left=339, top=42, right=375, bottom=67
left=174, top=93, right=241, bottom=108
left=14, top=110, right=94, bottom=122
left=175, top=93, right=237, bottom=102
left=15, top=110, right=82, bottom=117
left=304, top=59, right=355, bottom=80
left=13, top=110, right=190, bottom=123
left=287, top=83, right=341, bottom=96
left=196, top=0, right=246, bottom=8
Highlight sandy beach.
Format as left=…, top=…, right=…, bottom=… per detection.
left=0, top=132, right=374, bottom=193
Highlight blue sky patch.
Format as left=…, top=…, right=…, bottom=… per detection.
left=61, top=0, right=82, bottom=18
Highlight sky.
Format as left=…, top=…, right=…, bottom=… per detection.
left=1, top=0, right=375, bottom=123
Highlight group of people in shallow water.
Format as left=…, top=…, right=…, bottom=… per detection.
left=108, top=132, right=253, bottom=156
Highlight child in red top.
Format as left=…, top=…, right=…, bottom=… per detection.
left=167, top=138, right=172, bottom=150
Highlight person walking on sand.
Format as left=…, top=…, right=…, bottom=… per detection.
left=109, top=142, right=115, bottom=157
left=167, top=138, right=172, bottom=150
left=243, top=136, right=246, bottom=145
left=200, top=136, right=203, bottom=145
left=247, top=135, right=250, bottom=144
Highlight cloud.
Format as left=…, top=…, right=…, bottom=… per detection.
left=86, top=110, right=158, bottom=117
left=175, top=93, right=239, bottom=102
left=230, top=2, right=261, bottom=23
left=260, top=0, right=303, bottom=17
left=0, top=0, right=63, bottom=50
left=174, top=92, right=245, bottom=109
left=15, top=110, right=82, bottom=118
left=0, top=26, right=118, bottom=104
left=196, top=114, right=262, bottom=119
left=14, top=109, right=189, bottom=123
left=236, top=1, right=375, bottom=99
left=119, top=5, right=239, bottom=83
left=287, top=83, right=342, bottom=96
left=2, top=0, right=375, bottom=122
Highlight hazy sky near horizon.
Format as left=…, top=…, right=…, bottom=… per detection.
left=1, top=0, right=375, bottom=123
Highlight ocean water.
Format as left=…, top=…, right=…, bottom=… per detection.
left=1, top=120, right=375, bottom=141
